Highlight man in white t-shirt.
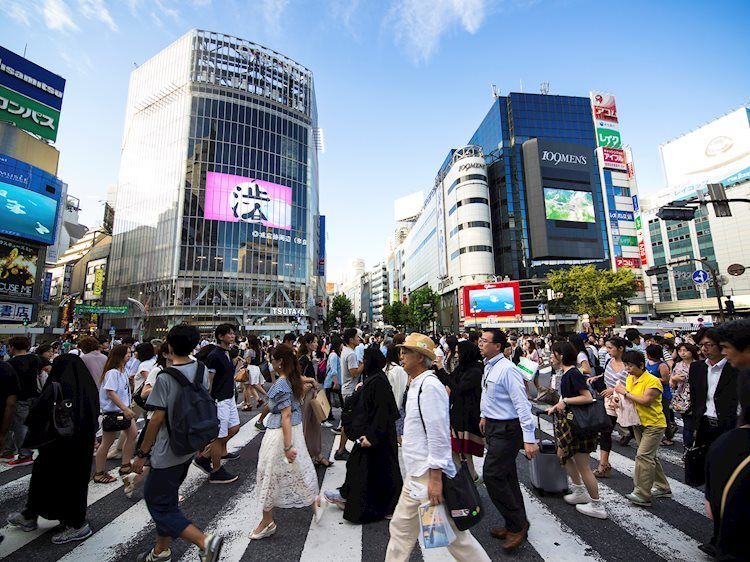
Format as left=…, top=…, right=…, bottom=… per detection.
left=333, top=328, right=363, bottom=461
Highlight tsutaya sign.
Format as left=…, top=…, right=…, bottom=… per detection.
left=270, top=307, right=305, bottom=316
left=541, top=150, right=588, bottom=166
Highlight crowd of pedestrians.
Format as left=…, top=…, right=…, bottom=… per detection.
left=0, top=318, right=747, bottom=561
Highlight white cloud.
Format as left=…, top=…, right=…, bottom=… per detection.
left=42, top=0, right=80, bottom=33
left=330, top=0, right=361, bottom=35
left=260, top=0, right=290, bottom=32
left=78, top=0, right=118, bottom=31
left=0, top=1, right=31, bottom=26
left=387, top=0, right=488, bottom=63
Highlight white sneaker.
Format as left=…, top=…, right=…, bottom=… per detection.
left=322, top=421, right=333, bottom=428
left=563, top=484, right=591, bottom=505
left=576, top=500, right=608, bottom=519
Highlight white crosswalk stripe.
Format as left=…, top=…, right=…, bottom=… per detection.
left=0, top=410, right=715, bottom=562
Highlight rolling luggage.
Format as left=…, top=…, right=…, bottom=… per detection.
left=528, top=412, right=568, bottom=495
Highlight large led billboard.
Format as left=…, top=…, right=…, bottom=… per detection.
left=543, top=188, right=595, bottom=223
left=463, top=281, right=520, bottom=318
left=0, top=237, right=37, bottom=299
left=0, top=153, right=63, bottom=245
left=204, top=171, right=292, bottom=230
left=0, top=46, right=65, bottom=142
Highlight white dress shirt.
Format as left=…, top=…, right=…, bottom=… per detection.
left=401, top=371, right=456, bottom=479
left=705, top=357, right=727, bottom=419
left=481, top=354, right=537, bottom=443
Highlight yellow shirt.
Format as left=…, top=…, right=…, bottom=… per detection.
left=626, top=373, right=666, bottom=428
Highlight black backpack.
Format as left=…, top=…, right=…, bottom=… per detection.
left=163, top=363, right=219, bottom=455
left=340, top=387, right=367, bottom=441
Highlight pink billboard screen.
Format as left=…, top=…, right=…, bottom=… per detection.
left=204, top=172, right=292, bottom=230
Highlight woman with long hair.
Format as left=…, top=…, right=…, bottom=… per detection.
left=250, top=344, right=321, bottom=540
left=94, top=344, right=138, bottom=484
left=670, top=342, right=700, bottom=448
left=448, top=341, right=485, bottom=482
left=324, top=347, right=402, bottom=523
left=298, top=334, right=331, bottom=467
left=546, top=342, right=607, bottom=519
left=443, top=335, right=459, bottom=374
left=323, top=337, right=344, bottom=427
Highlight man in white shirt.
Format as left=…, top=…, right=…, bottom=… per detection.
left=385, top=333, right=490, bottom=562
left=479, top=329, right=538, bottom=552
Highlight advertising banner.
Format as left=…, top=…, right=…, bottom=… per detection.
left=0, top=301, right=32, bottom=323
left=614, top=235, right=638, bottom=247
left=638, top=239, right=648, bottom=264
left=0, top=46, right=65, bottom=111
left=544, top=188, right=595, bottom=222
left=0, top=237, right=37, bottom=299
left=74, top=304, right=128, bottom=314
left=93, top=267, right=105, bottom=296
left=590, top=92, right=618, bottom=123
left=204, top=171, right=292, bottom=230
left=596, top=124, right=622, bottom=149
left=0, top=85, right=60, bottom=142
left=615, top=256, right=641, bottom=269
left=0, top=179, right=59, bottom=244
left=660, top=107, right=750, bottom=190
left=635, top=215, right=642, bottom=231
left=42, top=271, right=52, bottom=302
left=601, top=147, right=627, bottom=171
left=462, top=281, right=521, bottom=318
left=609, top=209, right=634, bottom=222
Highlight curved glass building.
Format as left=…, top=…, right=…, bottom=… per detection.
left=108, top=30, right=324, bottom=335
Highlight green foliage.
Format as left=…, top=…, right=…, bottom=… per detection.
left=385, top=301, right=410, bottom=330
left=326, top=294, right=356, bottom=329
left=408, top=286, right=440, bottom=333
left=545, top=265, right=637, bottom=324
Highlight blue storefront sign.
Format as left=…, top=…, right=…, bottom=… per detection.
left=609, top=209, right=634, bottom=222
left=42, top=271, right=52, bottom=302
left=0, top=46, right=65, bottom=111
left=632, top=194, right=639, bottom=212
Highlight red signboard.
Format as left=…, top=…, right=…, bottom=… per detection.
left=601, top=147, right=627, bottom=171
left=615, top=256, right=641, bottom=269
left=462, top=281, right=521, bottom=318
left=591, top=92, right=619, bottom=123
left=638, top=239, right=648, bottom=264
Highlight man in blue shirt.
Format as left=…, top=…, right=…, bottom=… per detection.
left=479, top=329, right=538, bottom=553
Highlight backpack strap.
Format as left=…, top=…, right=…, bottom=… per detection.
left=163, top=367, right=190, bottom=387
left=721, top=454, right=750, bottom=519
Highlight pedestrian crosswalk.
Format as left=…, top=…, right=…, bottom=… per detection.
left=0, top=410, right=713, bottom=561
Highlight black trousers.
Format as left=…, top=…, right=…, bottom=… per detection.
left=483, top=418, right=527, bottom=533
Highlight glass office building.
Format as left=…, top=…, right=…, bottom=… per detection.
left=468, top=93, right=610, bottom=281
left=109, top=30, right=323, bottom=334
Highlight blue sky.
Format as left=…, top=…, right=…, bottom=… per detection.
left=1, top=0, right=749, bottom=282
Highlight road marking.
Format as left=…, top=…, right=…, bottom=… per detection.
left=299, top=436, right=361, bottom=562
left=57, top=416, right=261, bottom=562
left=536, top=418, right=703, bottom=514
left=0, top=473, right=31, bottom=501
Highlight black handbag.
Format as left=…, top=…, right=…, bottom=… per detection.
left=133, top=383, right=147, bottom=409
left=567, top=398, right=612, bottom=435
left=442, top=457, right=484, bottom=530
left=684, top=444, right=707, bottom=486
left=102, top=412, right=132, bottom=432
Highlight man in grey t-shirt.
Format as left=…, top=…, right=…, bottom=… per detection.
left=334, top=328, right=363, bottom=461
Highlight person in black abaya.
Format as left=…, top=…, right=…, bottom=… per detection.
left=447, top=341, right=485, bottom=482
left=9, top=354, right=100, bottom=544
left=332, top=347, right=403, bottom=524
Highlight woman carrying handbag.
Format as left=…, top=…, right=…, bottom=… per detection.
left=546, top=342, right=607, bottom=519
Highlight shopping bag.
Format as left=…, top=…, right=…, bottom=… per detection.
left=418, top=502, right=456, bottom=549
left=311, top=389, right=331, bottom=422
left=517, top=357, right=539, bottom=382
left=442, top=458, right=484, bottom=530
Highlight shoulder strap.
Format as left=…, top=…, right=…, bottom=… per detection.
left=721, top=454, right=750, bottom=519
left=193, top=362, right=206, bottom=388
left=417, top=374, right=437, bottom=434
left=163, top=367, right=190, bottom=387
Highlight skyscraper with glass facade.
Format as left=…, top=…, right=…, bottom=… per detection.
left=108, top=30, right=324, bottom=335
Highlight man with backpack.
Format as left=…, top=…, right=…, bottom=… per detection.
left=133, top=324, right=223, bottom=562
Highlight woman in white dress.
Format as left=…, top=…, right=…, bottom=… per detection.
left=250, top=344, right=322, bottom=540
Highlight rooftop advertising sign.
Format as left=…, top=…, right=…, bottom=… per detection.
left=601, top=147, right=627, bottom=171
left=463, top=281, right=521, bottom=318
left=0, top=153, right=62, bottom=245
left=0, top=46, right=65, bottom=142
left=660, top=107, right=750, bottom=190
left=204, top=171, right=292, bottom=230
left=590, top=92, right=618, bottom=123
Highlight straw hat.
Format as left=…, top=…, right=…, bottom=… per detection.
left=397, top=332, right=436, bottom=361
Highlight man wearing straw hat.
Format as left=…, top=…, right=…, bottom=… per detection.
left=385, top=333, right=490, bottom=562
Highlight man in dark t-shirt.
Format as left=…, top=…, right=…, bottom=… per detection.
left=2, top=336, right=40, bottom=465
left=192, top=324, right=240, bottom=484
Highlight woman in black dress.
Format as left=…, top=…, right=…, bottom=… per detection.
left=9, top=354, right=100, bottom=543
left=447, top=341, right=484, bottom=482
left=326, top=347, right=402, bottom=523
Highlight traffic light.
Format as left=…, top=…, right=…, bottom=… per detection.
left=22, top=316, right=28, bottom=327
left=645, top=266, right=668, bottom=277
left=707, top=183, right=732, bottom=217
left=656, top=206, right=696, bottom=222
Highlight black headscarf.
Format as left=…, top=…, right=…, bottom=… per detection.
left=457, top=341, right=482, bottom=370
left=47, top=354, right=100, bottom=434
left=362, top=346, right=387, bottom=381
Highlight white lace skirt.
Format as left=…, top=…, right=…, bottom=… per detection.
left=255, top=423, right=319, bottom=511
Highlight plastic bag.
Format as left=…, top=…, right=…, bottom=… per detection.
left=418, top=502, right=456, bottom=549
left=517, top=357, right=539, bottom=382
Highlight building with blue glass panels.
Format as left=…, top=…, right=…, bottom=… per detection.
left=468, top=92, right=611, bottom=281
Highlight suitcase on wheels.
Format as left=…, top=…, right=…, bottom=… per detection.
left=528, top=412, right=569, bottom=495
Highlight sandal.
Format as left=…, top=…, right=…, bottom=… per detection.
left=661, top=439, right=674, bottom=447
left=313, top=458, right=334, bottom=467
left=593, top=464, right=612, bottom=478
left=119, top=464, right=133, bottom=476
left=94, top=471, right=117, bottom=484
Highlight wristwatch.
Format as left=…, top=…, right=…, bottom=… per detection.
left=136, top=449, right=151, bottom=459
